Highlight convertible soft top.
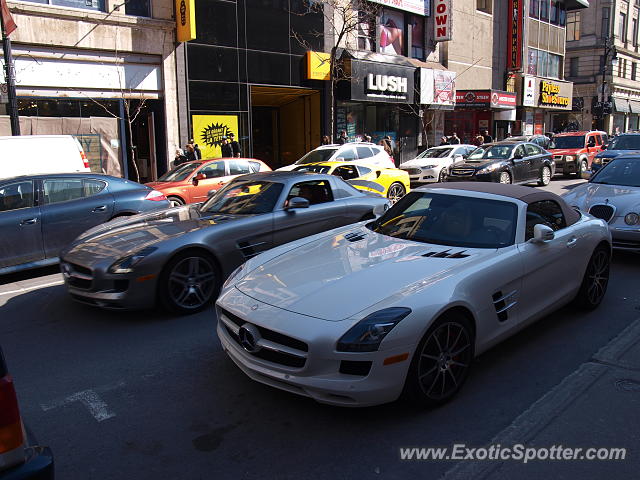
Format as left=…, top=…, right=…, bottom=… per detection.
left=423, top=182, right=581, bottom=226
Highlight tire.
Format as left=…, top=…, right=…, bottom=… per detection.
left=402, top=312, right=474, bottom=407
left=387, top=182, right=406, bottom=204
left=438, top=169, right=447, bottom=183
left=168, top=196, right=185, bottom=208
left=573, top=246, right=610, bottom=310
left=499, top=171, right=512, bottom=184
left=158, top=251, right=221, bottom=314
left=577, top=159, right=588, bottom=177
left=538, top=165, right=552, bottom=186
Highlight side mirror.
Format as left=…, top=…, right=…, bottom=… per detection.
left=285, top=197, right=310, bottom=210
left=601, top=144, right=608, bottom=150
left=192, top=173, right=206, bottom=185
left=581, top=169, right=592, bottom=180
left=335, top=157, right=345, bottom=162
left=531, top=224, right=555, bottom=243
left=453, top=154, right=463, bottom=162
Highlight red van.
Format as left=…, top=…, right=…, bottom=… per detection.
left=549, top=130, right=608, bottom=177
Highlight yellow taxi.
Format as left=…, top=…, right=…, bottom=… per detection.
left=293, top=161, right=410, bottom=203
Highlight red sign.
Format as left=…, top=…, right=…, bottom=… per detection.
left=456, top=90, right=516, bottom=108
left=1, top=0, right=17, bottom=36
left=508, top=0, right=523, bottom=71
left=434, top=0, right=452, bottom=42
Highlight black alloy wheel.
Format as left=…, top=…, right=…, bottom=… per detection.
left=573, top=246, right=610, bottom=310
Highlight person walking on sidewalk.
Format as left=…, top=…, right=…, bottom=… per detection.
left=229, top=132, right=242, bottom=158
left=221, top=137, right=233, bottom=158
left=482, top=130, right=493, bottom=143
left=449, top=132, right=461, bottom=144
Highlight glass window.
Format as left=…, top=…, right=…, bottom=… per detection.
left=357, top=9, right=376, bottom=51
left=200, top=161, right=226, bottom=178
left=0, top=181, right=34, bottom=212
left=540, top=0, right=549, bottom=21
left=525, top=144, right=541, bottom=155
left=357, top=166, right=373, bottom=176
left=566, top=12, right=581, bottom=41
left=125, top=0, right=149, bottom=17
left=468, top=144, right=515, bottom=160
left=602, top=7, right=610, bottom=37
left=607, top=134, right=640, bottom=149
left=525, top=201, right=567, bottom=241
left=287, top=180, right=334, bottom=205
left=229, top=160, right=252, bottom=175
left=558, top=3, right=566, bottom=26
left=333, top=165, right=360, bottom=180
left=337, top=147, right=357, bottom=161
left=356, top=146, right=374, bottom=159
left=28, top=0, right=106, bottom=11
left=379, top=8, right=405, bottom=56
left=295, top=148, right=339, bottom=166
left=84, top=180, right=106, bottom=196
left=528, top=49, right=538, bottom=75
left=201, top=181, right=284, bottom=215
left=477, top=0, right=492, bottom=14
left=620, top=12, right=628, bottom=41
left=409, top=15, right=425, bottom=60
left=550, top=0, right=558, bottom=24
left=158, top=162, right=201, bottom=182
left=43, top=179, right=85, bottom=205
left=634, top=18, right=639, bottom=46
left=552, top=136, right=585, bottom=149
left=248, top=161, right=262, bottom=173
left=529, top=0, right=540, bottom=19
left=569, top=57, right=579, bottom=76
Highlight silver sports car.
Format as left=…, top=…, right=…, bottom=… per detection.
left=217, top=183, right=611, bottom=407
left=563, top=155, right=640, bottom=252
left=60, top=172, right=390, bottom=313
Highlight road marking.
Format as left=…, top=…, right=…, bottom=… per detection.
left=41, top=380, right=125, bottom=422
left=0, top=280, right=64, bottom=297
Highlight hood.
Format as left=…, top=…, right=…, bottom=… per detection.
left=595, top=150, right=640, bottom=159
left=453, top=160, right=500, bottom=169
left=549, top=148, right=581, bottom=156
left=562, top=183, right=640, bottom=212
left=235, top=229, right=491, bottom=321
left=401, top=158, right=449, bottom=168
left=64, top=206, right=252, bottom=263
left=145, top=180, right=185, bottom=189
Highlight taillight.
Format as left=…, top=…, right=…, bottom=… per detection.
left=80, top=150, right=90, bottom=169
left=145, top=190, right=167, bottom=202
left=0, top=374, right=24, bottom=454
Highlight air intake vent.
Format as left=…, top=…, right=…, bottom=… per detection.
left=589, top=204, right=616, bottom=223
left=492, top=290, right=517, bottom=322
left=422, top=249, right=470, bottom=259
left=345, top=231, right=366, bottom=242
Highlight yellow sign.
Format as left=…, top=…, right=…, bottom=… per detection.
left=540, top=81, right=570, bottom=107
left=176, top=0, right=196, bottom=42
left=192, top=115, right=239, bottom=159
left=306, top=51, right=331, bottom=80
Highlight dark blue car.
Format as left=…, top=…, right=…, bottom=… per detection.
left=592, top=132, right=640, bottom=172
left=0, top=173, right=169, bottom=274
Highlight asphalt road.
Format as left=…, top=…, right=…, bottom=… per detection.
left=1, top=176, right=638, bottom=480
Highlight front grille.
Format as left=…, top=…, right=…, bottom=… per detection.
left=345, top=231, right=366, bottom=243
left=612, top=239, right=640, bottom=250
left=451, top=169, right=476, bottom=176
left=406, top=168, right=421, bottom=175
left=61, top=262, right=93, bottom=290
left=339, top=360, right=372, bottom=376
left=589, top=204, right=616, bottom=223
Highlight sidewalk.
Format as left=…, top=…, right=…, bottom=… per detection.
left=442, top=317, right=640, bottom=480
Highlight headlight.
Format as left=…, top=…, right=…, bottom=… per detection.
left=108, top=247, right=157, bottom=274
left=337, top=307, right=411, bottom=352
left=421, top=164, right=437, bottom=169
left=477, top=163, right=501, bottom=174
left=593, top=157, right=602, bottom=164
left=565, top=155, right=575, bottom=162
left=625, top=212, right=640, bottom=225
left=223, top=263, right=246, bottom=288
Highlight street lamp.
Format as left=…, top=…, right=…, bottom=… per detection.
left=595, top=37, right=618, bottom=131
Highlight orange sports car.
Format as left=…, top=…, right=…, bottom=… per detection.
left=146, top=158, right=271, bottom=207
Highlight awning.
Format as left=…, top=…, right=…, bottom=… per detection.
left=564, top=0, right=589, bottom=10
left=630, top=101, right=640, bottom=114
left=614, top=98, right=630, bottom=113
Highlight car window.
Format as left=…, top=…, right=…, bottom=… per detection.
left=286, top=180, right=334, bottom=205
left=200, top=161, right=226, bottom=179
left=0, top=180, right=34, bottom=212
left=158, top=162, right=200, bottom=182
left=200, top=181, right=283, bottom=214
left=601, top=133, right=609, bottom=144
left=229, top=160, right=252, bottom=175
left=356, top=147, right=373, bottom=159
left=43, top=179, right=87, bottom=204
left=607, top=135, right=640, bottom=150
left=468, top=145, right=514, bottom=160
left=525, top=200, right=567, bottom=241
left=594, top=135, right=602, bottom=146
left=248, top=161, right=262, bottom=173
left=333, top=165, right=359, bottom=180
left=524, top=144, right=539, bottom=156
left=591, top=158, right=640, bottom=187
left=552, top=136, right=585, bottom=149
left=295, top=148, right=339, bottom=165
left=357, top=166, right=373, bottom=176
left=586, top=135, right=597, bottom=147
left=337, top=147, right=357, bottom=161
left=514, top=145, right=526, bottom=158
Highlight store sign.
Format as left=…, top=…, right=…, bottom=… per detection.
left=540, top=80, right=570, bottom=107
left=522, top=75, right=535, bottom=106
left=350, top=60, right=415, bottom=104
left=369, top=0, right=430, bottom=16
left=192, top=115, right=238, bottom=159
left=507, top=0, right=523, bottom=71
left=456, top=90, right=516, bottom=109
left=176, top=0, right=196, bottom=42
left=434, top=0, right=452, bottom=42
left=305, top=51, right=330, bottom=81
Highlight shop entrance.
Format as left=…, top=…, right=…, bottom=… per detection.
left=250, top=86, right=320, bottom=169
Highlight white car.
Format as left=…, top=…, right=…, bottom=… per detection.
left=399, top=145, right=476, bottom=183
left=217, top=183, right=611, bottom=407
left=277, top=143, right=395, bottom=171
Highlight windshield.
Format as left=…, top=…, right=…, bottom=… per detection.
left=591, top=159, right=640, bottom=187
left=607, top=135, right=640, bottom=150
left=467, top=145, right=514, bottom=161
left=369, top=192, right=517, bottom=248
left=552, top=136, right=585, bottom=149
left=200, top=181, right=284, bottom=215
left=293, top=164, right=332, bottom=174
left=417, top=147, right=453, bottom=159
left=295, top=149, right=338, bottom=165
left=157, top=162, right=201, bottom=182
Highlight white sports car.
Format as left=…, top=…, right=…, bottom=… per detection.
left=216, top=183, right=611, bottom=407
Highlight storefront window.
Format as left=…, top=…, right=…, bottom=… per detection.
left=410, top=15, right=425, bottom=60
left=528, top=49, right=538, bottom=75
left=529, top=0, right=540, bottom=19
left=23, top=0, right=105, bottom=11
left=357, top=10, right=376, bottom=51
left=613, top=114, right=625, bottom=134
left=379, top=8, right=405, bottom=56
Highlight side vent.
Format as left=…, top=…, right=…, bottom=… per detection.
left=492, top=290, right=517, bottom=322
left=345, top=231, right=366, bottom=242
left=422, top=249, right=470, bottom=259
left=237, top=239, right=267, bottom=259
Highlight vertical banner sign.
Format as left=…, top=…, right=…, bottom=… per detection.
left=176, top=0, right=196, bottom=42
left=1, top=0, right=17, bottom=36
left=434, top=0, right=452, bottom=42
left=192, top=115, right=239, bottom=159
left=508, top=0, right=523, bottom=70
left=522, top=75, right=535, bottom=106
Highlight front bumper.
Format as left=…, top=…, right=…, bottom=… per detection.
left=553, top=158, right=578, bottom=174
left=446, top=171, right=499, bottom=182
left=1, top=446, right=54, bottom=480
left=216, top=294, right=413, bottom=407
left=610, top=225, right=640, bottom=251
left=402, top=167, right=441, bottom=183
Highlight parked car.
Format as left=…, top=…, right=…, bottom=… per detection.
left=592, top=132, right=640, bottom=172
left=292, top=161, right=410, bottom=203
left=507, top=134, right=552, bottom=150
left=0, top=135, right=89, bottom=180
left=277, top=143, right=395, bottom=171
left=399, top=145, right=476, bottom=183
left=217, top=182, right=611, bottom=407
left=146, top=158, right=271, bottom=207
left=60, top=171, right=390, bottom=314
left=563, top=155, right=640, bottom=251
left=0, top=173, right=169, bottom=275
left=447, top=141, right=555, bottom=185
left=0, top=346, right=54, bottom=479
left=548, top=130, right=608, bottom=176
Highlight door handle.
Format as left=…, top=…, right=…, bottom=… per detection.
left=92, top=205, right=107, bottom=212
left=20, top=218, right=38, bottom=226
left=567, top=237, right=578, bottom=248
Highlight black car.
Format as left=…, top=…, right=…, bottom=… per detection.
left=592, top=132, right=640, bottom=172
left=508, top=134, right=553, bottom=150
left=0, top=346, right=54, bottom=479
left=446, top=141, right=555, bottom=185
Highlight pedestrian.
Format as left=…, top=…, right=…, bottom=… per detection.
left=449, top=132, right=461, bottom=144
left=482, top=129, right=493, bottom=143
left=220, top=137, right=233, bottom=158
left=174, top=148, right=187, bottom=167
left=474, top=135, right=484, bottom=146
left=439, top=136, right=449, bottom=146
left=228, top=132, right=242, bottom=157
left=336, top=130, right=348, bottom=145
left=185, top=144, right=198, bottom=161
left=364, top=134, right=372, bottom=143
left=321, top=135, right=330, bottom=146
left=189, top=138, right=202, bottom=159
left=379, top=135, right=393, bottom=158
